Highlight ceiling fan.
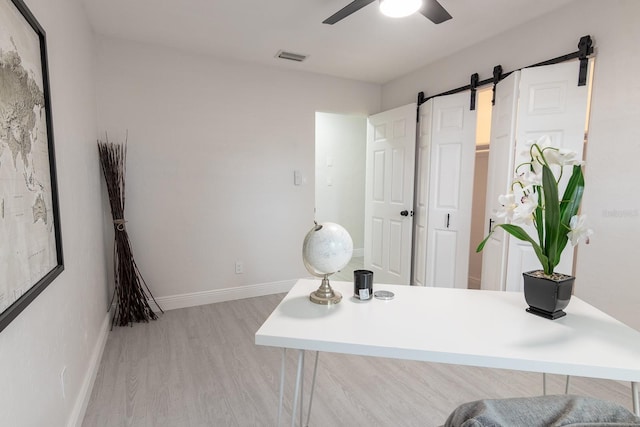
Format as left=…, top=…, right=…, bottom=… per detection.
left=323, top=0, right=452, bottom=25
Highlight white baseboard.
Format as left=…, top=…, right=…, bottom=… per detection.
left=155, top=279, right=297, bottom=311
left=68, top=311, right=111, bottom=427
left=352, top=248, right=364, bottom=258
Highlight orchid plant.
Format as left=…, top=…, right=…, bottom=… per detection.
left=477, top=136, right=593, bottom=276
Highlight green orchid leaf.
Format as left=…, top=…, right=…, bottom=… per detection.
left=560, top=165, right=585, bottom=223
left=476, top=232, right=492, bottom=253
left=534, top=202, right=544, bottom=246
left=555, top=166, right=585, bottom=264
left=542, top=165, right=560, bottom=273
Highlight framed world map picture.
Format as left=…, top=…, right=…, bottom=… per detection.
left=0, top=0, right=63, bottom=333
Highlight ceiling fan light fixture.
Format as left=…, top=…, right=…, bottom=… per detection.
left=379, top=0, right=422, bottom=18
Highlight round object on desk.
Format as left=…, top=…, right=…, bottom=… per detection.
left=302, top=221, right=353, bottom=305
left=374, top=290, right=394, bottom=300
left=302, top=222, right=353, bottom=276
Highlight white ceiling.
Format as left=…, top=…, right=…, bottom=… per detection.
left=81, top=0, right=574, bottom=84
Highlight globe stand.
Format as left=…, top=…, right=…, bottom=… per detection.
left=309, top=274, right=342, bottom=305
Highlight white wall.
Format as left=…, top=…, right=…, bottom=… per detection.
left=0, top=0, right=109, bottom=426
left=95, top=37, right=380, bottom=305
left=383, top=0, right=640, bottom=330
left=315, top=112, right=367, bottom=253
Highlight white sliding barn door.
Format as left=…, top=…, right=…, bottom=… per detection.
left=421, top=92, right=477, bottom=288
left=364, top=103, right=416, bottom=285
left=412, top=100, right=432, bottom=287
left=480, top=71, right=521, bottom=291
left=503, top=60, right=591, bottom=292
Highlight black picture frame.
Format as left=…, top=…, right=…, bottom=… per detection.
left=0, top=0, right=63, bottom=333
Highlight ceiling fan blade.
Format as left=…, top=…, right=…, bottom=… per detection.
left=323, top=0, right=377, bottom=25
left=419, top=0, right=452, bottom=24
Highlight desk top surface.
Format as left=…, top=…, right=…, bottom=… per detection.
left=255, top=279, right=640, bottom=382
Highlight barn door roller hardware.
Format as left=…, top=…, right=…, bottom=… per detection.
left=470, top=73, right=480, bottom=110
left=577, top=35, right=594, bottom=86
left=491, top=65, right=503, bottom=106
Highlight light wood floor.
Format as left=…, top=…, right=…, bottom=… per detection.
left=83, top=290, right=634, bottom=427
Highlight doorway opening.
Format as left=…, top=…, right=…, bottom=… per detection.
left=467, top=87, right=493, bottom=289
left=314, top=112, right=367, bottom=280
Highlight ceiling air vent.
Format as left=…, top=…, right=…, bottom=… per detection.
left=276, top=50, right=307, bottom=62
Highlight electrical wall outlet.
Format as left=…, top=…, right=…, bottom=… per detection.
left=235, top=261, right=243, bottom=274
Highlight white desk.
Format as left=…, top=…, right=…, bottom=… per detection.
left=255, top=279, right=640, bottom=425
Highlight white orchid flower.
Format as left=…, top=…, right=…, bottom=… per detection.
left=567, top=215, right=593, bottom=246
left=496, top=193, right=517, bottom=220
left=515, top=169, right=542, bottom=191
left=522, top=135, right=553, bottom=164
left=522, top=135, right=552, bottom=155
left=544, top=147, right=584, bottom=167
left=512, top=192, right=538, bottom=225
left=535, top=135, right=552, bottom=146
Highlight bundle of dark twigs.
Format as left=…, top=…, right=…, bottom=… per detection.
left=98, top=138, right=162, bottom=327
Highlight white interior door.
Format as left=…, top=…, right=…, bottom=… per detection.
left=423, top=92, right=477, bottom=288
left=364, top=103, right=416, bottom=285
left=412, top=100, right=432, bottom=287
left=480, top=71, right=521, bottom=291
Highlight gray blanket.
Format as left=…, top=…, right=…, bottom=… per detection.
left=443, top=395, right=640, bottom=427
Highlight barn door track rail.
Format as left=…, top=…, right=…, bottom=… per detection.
left=416, top=35, right=594, bottom=112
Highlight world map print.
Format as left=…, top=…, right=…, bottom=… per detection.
left=1, top=1, right=58, bottom=316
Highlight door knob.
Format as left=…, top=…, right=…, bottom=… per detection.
left=400, top=210, right=409, bottom=217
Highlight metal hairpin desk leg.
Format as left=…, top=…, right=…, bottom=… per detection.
left=543, top=373, right=571, bottom=395
left=290, top=350, right=305, bottom=427
left=276, top=349, right=320, bottom=427
left=276, top=349, right=304, bottom=427
left=305, top=351, right=320, bottom=427
left=300, top=352, right=305, bottom=427
left=277, top=349, right=287, bottom=427
left=632, top=382, right=639, bottom=416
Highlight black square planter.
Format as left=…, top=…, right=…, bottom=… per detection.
left=523, top=271, right=575, bottom=320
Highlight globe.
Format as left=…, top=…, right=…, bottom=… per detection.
left=302, top=222, right=353, bottom=304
